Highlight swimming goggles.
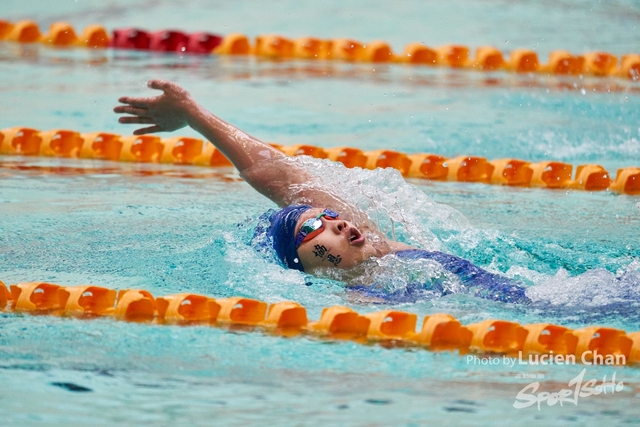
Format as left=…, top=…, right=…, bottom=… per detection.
left=294, top=209, right=340, bottom=248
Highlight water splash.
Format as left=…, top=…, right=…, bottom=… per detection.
left=290, top=155, right=472, bottom=250
left=526, top=260, right=640, bottom=307
left=235, top=157, right=640, bottom=308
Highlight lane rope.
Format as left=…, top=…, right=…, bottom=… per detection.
left=1, top=280, right=638, bottom=366
left=1, top=126, right=639, bottom=195
left=1, top=19, right=639, bottom=81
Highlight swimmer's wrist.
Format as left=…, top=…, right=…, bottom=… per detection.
left=184, top=103, right=218, bottom=133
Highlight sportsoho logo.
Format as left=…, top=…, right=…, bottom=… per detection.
left=513, top=368, right=624, bottom=410
left=467, top=351, right=626, bottom=410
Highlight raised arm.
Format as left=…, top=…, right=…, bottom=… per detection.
left=114, top=80, right=371, bottom=224
left=114, top=79, right=312, bottom=205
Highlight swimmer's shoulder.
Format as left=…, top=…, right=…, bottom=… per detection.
left=387, top=240, right=415, bottom=252
left=368, top=237, right=414, bottom=259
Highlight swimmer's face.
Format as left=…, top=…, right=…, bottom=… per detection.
left=295, top=208, right=377, bottom=271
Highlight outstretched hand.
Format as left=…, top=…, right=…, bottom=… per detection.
left=113, top=80, right=196, bottom=135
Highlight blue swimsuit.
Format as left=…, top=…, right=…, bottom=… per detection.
left=349, top=249, right=531, bottom=304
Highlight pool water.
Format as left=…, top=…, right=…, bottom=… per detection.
left=2, top=0, right=640, bottom=425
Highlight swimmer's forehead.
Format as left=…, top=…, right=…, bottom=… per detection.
left=295, top=208, right=327, bottom=235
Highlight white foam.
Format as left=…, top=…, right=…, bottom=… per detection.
left=291, top=156, right=472, bottom=250
left=526, top=260, right=640, bottom=306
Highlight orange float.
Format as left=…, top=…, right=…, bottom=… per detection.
left=213, top=33, right=251, bottom=55
left=489, top=159, right=533, bottom=186
left=77, top=24, right=110, bottom=49
left=435, top=45, right=469, bottom=68
left=0, top=127, right=42, bottom=155
left=570, top=164, right=611, bottom=191
left=565, top=327, right=632, bottom=364
left=470, top=46, right=505, bottom=71
left=293, top=37, right=329, bottom=59
left=192, top=143, right=233, bottom=167
left=363, top=310, right=417, bottom=340
left=616, top=54, right=640, bottom=80
left=399, top=43, right=437, bottom=65
left=543, top=50, right=585, bottom=75
left=114, top=289, right=156, bottom=320
left=467, top=319, right=527, bottom=354
left=446, top=156, right=493, bottom=182
left=529, top=161, right=573, bottom=188
left=327, top=39, right=363, bottom=61
left=359, top=40, right=393, bottom=63
left=41, top=22, right=78, bottom=46
left=506, top=49, right=539, bottom=73
left=119, top=135, right=164, bottom=163
left=280, top=144, right=328, bottom=159
left=583, top=52, right=617, bottom=76
left=80, top=132, right=123, bottom=160
left=262, top=302, right=308, bottom=329
left=10, top=282, right=62, bottom=312
left=160, top=136, right=204, bottom=164
left=254, top=35, right=294, bottom=58
left=216, top=297, right=267, bottom=325
left=39, top=129, right=84, bottom=157
left=610, top=167, right=640, bottom=195
left=324, top=147, right=368, bottom=168
left=407, top=153, right=449, bottom=180
left=307, top=306, right=370, bottom=339
left=58, top=285, right=117, bottom=316
left=414, top=314, right=472, bottom=350
left=6, top=20, right=41, bottom=43
left=364, top=150, right=412, bottom=176
left=156, top=293, right=217, bottom=323
left=521, top=323, right=572, bottom=356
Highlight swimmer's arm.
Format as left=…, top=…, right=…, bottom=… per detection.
left=114, top=79, right=311, bottom=204
left=243, top=157, right=379, bottom=227
left=114, top=80, right=375, bottom=215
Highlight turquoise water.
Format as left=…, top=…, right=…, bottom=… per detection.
left=2, top=1, right=640, bottom=425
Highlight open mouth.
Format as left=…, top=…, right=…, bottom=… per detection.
left=348, top=226, right=365, bottom=245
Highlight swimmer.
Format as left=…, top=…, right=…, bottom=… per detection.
left=114, top=79, right=530, bottom=304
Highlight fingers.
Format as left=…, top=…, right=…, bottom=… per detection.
left=118, top=116, right=155, bottom=125
left=116, top=80, right=184, bottom=135
left=113, top=105, right=148, bottom=115
left=147, top=79, right=172, bottom=91
left=148, top=79, right=189, bottom=98
left=133, top=125, right=163, bottom=135
left=117, top=96, right=152, bottom=108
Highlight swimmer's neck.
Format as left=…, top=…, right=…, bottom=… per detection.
left=372, top=238, right=414, bottom=258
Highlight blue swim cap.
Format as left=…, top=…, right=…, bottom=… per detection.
left=257, top=204, right=312, bottom=272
